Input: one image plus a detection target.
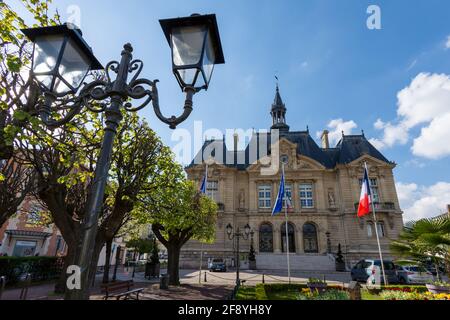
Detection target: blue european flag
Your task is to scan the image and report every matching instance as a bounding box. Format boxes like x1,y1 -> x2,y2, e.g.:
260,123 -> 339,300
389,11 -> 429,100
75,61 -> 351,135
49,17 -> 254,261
272,172 -> 285,216
200,175 -> 207,194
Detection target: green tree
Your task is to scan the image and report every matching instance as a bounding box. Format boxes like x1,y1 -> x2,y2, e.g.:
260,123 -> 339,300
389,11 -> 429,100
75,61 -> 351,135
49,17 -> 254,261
16,110 -> 178,296
0,0 -> 59,228
390,215 -> 450,281
140,180 -> 218,285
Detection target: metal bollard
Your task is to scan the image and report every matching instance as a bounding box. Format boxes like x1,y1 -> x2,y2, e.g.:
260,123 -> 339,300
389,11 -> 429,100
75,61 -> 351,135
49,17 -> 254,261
19,273 -> 31,300
262,274 -> 265,284
0,276 -> 5,300
204,271 -> 207,282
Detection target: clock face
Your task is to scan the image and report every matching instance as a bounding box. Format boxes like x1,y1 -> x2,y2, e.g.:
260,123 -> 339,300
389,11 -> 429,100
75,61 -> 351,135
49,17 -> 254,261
281,155 -> 289,164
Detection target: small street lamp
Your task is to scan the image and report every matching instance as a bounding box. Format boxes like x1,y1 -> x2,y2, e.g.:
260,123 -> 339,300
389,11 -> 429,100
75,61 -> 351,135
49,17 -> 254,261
226,223 -> 251,287
21,13 -> 225,300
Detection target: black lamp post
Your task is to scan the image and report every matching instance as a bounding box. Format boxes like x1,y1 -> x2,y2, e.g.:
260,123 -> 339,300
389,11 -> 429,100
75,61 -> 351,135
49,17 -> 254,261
226,223 -> 251,287
21,14 -> 224,300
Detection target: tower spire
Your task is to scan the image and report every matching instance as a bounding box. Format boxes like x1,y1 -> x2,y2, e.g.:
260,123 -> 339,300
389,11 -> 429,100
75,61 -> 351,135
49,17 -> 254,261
270,81 -> 289,132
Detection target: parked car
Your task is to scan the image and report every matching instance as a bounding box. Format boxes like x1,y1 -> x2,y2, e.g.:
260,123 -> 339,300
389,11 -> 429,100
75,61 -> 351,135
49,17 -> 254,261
425,265 -> 446,277
396,265 -> 434,284
209,258 -> 227,272
350,259 -> 399,284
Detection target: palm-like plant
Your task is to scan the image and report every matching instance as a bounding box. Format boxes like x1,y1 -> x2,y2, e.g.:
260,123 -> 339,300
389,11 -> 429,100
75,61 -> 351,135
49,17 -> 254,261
390,215 -> 450,281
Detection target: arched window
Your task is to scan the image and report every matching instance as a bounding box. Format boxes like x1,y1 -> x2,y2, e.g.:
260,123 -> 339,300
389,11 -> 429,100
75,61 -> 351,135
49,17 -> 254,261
303,223 -> 318,253
281,222 -> 296,253
259,223 -> 273,252
367,222 -> 373,238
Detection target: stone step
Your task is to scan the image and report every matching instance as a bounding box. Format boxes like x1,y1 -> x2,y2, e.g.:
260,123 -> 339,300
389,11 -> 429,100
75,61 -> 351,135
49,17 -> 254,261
256,254 -> 336,271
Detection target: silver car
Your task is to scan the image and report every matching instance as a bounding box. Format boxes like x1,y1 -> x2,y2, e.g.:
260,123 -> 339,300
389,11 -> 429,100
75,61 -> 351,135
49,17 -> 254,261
396,265 -> 434,284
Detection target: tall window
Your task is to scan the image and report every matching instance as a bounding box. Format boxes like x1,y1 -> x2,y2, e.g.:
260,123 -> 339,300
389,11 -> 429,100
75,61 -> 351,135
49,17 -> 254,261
359,178 -> 380,203
303,223 -> 318,253
207,180 -> 219,202
377,222 -> 385,237
299,183 -> 314,208
283,184 -> 293,209
367,221 -> 385,238
258,185 -> 271,208
367,222 -> 373,238
259,223 -> 273,252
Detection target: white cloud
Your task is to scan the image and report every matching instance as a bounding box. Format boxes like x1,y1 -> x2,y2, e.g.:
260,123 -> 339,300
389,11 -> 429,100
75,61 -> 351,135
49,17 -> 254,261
412,113 -> 450,159
396,181 -> 450,221
373,73 -> 450,159
316,118 -> 357,147
446,35 -> 450,49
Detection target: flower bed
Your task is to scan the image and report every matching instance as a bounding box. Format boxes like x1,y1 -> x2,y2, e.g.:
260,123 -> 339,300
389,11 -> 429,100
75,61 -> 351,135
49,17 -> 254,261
298,288 -> 349,300
380,290 -> 450,300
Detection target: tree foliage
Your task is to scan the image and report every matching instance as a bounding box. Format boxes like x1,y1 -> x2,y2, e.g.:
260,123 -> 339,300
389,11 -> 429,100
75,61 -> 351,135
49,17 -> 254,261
138,179 -> 218,285
390,215 -> 450,279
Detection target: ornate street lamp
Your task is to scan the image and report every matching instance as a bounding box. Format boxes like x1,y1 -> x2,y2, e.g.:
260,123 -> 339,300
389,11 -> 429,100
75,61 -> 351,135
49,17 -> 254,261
160,14 -> 225,92
22,23 -> 103,97
226,223 -> 251,287
21,13 -> 225,300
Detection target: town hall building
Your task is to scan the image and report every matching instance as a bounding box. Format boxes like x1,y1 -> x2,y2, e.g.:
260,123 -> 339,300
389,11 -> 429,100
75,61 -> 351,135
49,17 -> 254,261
182,85 -> 404,271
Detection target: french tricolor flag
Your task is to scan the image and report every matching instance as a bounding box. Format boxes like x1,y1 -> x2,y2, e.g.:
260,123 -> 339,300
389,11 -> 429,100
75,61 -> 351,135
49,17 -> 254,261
357,165 -> 372,217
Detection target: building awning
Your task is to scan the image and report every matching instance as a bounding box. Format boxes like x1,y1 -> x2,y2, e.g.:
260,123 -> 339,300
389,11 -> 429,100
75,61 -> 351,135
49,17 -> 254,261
5,230 -> 52,239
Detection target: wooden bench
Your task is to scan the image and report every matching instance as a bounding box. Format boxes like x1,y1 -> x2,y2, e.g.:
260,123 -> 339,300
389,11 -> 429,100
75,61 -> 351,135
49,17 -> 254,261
101,280 -> 144,300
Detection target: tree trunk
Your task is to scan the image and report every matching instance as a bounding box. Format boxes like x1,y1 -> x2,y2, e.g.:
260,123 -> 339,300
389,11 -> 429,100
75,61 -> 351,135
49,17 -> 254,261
167,243 -> 181,285
102,239 -> 113,283
86,239 -> 105,295
54,244 -> 76,294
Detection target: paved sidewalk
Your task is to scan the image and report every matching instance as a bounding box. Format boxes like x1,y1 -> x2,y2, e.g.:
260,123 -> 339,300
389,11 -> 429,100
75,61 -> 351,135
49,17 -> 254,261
0,268 -> 351,300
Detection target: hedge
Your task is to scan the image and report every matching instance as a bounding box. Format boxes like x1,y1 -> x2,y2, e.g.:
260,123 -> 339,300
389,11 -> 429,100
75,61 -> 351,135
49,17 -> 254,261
255,284 -> 269,300
0,256 -> 64,286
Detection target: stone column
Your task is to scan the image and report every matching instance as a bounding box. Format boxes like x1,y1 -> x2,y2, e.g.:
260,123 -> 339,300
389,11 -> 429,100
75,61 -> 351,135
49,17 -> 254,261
297,225 -> 304,254
273,227 -> 281,253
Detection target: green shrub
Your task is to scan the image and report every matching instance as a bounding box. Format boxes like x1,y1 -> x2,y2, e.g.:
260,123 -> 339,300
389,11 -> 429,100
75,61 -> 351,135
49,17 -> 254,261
235,286 -> 256,300
0,256 -> 64,286
297,289 -> 350,300
255,284 -> 269,300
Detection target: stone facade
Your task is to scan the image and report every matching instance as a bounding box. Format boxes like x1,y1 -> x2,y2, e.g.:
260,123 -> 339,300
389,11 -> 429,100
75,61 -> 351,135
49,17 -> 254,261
181,87 -> 404,271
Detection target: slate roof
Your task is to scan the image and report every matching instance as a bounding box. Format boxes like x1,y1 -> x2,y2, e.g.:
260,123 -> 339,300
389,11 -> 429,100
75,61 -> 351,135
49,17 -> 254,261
188,131 -> 392,170
188,85 -> 391,170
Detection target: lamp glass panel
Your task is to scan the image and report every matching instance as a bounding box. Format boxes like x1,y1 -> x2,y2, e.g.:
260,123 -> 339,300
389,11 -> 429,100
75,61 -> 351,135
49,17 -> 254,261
58,37 -> 90,91
53,76 -> 72,95
32,34 -> 65,90
202,31 -> 215,85
177,68 -> 199,87
171,25 -> 206,67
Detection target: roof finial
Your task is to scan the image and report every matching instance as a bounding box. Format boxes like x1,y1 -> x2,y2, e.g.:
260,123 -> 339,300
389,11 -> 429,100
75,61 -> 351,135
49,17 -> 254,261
306,125 -> 309,133
341,130 -> 345,137
361,129 -> 365,137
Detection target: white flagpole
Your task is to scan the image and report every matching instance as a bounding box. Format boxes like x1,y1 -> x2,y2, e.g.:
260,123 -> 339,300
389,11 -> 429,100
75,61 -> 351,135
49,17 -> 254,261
282,163 -> 291,284
365,162 -> 387,285
205,164 -> 208,191
198,164 -> 208,283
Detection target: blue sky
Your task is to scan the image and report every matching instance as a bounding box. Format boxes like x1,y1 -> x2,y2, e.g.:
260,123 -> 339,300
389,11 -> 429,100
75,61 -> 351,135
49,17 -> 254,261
9,0 -> 450,220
